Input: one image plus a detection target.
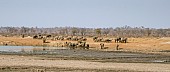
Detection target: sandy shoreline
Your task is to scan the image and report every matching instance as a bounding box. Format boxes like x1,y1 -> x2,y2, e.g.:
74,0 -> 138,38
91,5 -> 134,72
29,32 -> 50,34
0,55 -> 170,72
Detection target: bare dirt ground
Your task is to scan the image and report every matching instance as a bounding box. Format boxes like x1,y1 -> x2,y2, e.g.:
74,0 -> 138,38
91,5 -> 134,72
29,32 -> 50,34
0,36 -> 170,72
0,48 -> 169,72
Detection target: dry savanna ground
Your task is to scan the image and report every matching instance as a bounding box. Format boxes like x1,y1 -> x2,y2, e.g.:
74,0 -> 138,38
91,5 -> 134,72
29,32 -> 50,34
0,36 -> 170,72
0,36 -> 170,53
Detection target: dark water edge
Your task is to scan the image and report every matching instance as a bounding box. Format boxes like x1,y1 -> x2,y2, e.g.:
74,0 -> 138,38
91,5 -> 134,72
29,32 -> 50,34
0,48 -> 170,64
0,66 -> 140,72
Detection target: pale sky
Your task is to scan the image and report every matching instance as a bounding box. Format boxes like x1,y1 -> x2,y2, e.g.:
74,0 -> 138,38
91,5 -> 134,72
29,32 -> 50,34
0,0 -> 170,28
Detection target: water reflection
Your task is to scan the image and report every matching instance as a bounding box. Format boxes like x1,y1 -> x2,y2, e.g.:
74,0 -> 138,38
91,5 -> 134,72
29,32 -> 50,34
0,46 -> 67,52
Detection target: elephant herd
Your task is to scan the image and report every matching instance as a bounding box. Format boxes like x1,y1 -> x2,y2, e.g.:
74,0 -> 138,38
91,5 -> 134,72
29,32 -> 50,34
53,36 -> 87,41
93,37 -> 128,43
33,35 -> 44,39
33,35 -> 47,43
33,35 -> 87,41
64,41 -> 89,49
114,37 -> 128,43
32,35 -> 128,49
93,37 -> 112,43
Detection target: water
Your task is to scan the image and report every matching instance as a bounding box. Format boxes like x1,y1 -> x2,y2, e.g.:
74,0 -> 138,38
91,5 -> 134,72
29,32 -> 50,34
0,46 -> 168,63
0,46 -> 67,52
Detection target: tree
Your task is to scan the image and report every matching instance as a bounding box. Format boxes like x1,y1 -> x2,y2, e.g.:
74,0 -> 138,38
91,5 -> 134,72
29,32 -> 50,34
72,27 -> 78,36
145,28 -> 151,37
95,28 -> 101,36
102,28 -> 110,36
80,28 -> 86,36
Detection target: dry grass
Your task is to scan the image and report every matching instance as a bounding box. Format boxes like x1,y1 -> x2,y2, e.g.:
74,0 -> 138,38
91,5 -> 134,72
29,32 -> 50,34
0,37 -> 43,46
0,36 -> 170,52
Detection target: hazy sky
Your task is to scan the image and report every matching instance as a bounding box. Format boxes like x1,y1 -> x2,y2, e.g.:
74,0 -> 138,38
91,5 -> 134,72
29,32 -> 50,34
0,0 -> 170,28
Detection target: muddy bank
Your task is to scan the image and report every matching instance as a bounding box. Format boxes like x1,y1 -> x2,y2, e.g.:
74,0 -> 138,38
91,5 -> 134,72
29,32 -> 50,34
0,55 -> 170,72
0,49 -> 170,72
0,49 -> 170,63
0,66 -> 138,72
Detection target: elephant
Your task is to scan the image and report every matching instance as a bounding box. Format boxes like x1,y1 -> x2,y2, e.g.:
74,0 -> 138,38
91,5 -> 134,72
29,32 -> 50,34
93,37 -> 98,41
42,37 -> 47,43
33,35 -> 43,39
46,35 -> 52,38
103,38 -> 112,43
121,38 -> 127,43
115,37 -> 128,43
115,37 -> 122,43
100,43 -> 105,49
33,35 -> 38,39
68,42 -> 78,49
